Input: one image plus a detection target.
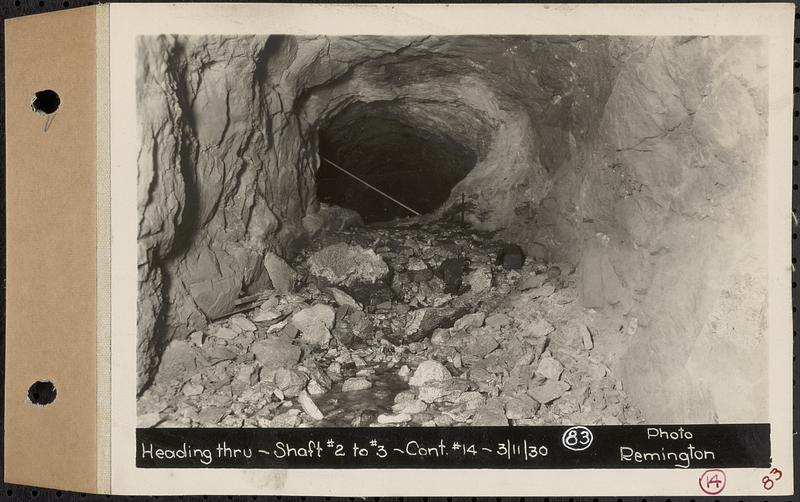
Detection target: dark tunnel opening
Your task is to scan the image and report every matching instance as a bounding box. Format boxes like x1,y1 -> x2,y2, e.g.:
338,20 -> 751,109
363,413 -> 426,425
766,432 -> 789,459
316,101 -> 478,223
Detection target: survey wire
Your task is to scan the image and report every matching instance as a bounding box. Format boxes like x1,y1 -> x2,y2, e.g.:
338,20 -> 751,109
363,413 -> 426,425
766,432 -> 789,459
319,156 -> 422,217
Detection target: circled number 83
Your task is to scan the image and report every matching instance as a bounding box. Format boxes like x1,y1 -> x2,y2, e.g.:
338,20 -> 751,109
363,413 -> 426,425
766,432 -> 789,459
562,426 -> 594,451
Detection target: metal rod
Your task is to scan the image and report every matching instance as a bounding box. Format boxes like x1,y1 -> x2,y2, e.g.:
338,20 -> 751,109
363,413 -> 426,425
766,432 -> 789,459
320,156 -> 422,217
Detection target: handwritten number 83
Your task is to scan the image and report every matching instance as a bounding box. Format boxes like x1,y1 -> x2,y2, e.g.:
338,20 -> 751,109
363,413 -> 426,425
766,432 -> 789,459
762,467 -> 782,490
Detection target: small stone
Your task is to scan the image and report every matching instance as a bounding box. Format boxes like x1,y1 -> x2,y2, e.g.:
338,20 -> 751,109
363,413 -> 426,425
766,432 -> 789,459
536,356 -> 564,381
528,380 -> 571,404
307,379 -> 327,396
505,395 -> 541,419
298,390 -> 324,420
407,257 -> 427,271
280,323 -> 300,339
236,363 -> 259,385
454,391 -> 485,409
434,414 -> 455,426
273,368 -> 308,398
462,336 -> 499,360
409,360 -> 451,387
472,400 -> 509,426
520,273 -> 546,291
264,252 -> 297,293
250,339 -> 301,369
417,379 -> 469,403
292,304 -> 335,347
466,267 -> 492,293
341,377 -> 372,392
253,308 -> 282,322
404,306 -> 468,342
528,283 -> 556,299
188,331 -> 204,347
206,346 -> 238,363
523,318 -> 555,338
547,266 -> 562,280
430,329 -> 450,346
485,313 -> 511,328
392,399 -> 427,415
580,324 -> 594,350
394,390 -> 416,403
198,406 -> 228,425
453,312 -> 486,331
270,411 -> 302,428
377,413 -> 412,424
328,287 -> 362,310
397,365 -> 411,379
213,327 -> 238,340
412,413 -> 434,424
230,316 -> 257,332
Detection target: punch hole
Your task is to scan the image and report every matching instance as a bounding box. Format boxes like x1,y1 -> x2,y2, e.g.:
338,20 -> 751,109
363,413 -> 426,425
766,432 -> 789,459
27,380 -> 57,405
31,90 -> 60,115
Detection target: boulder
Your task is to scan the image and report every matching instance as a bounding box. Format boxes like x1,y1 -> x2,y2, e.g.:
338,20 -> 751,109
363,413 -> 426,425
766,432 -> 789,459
250,339 -> 302,369
263,252 -> 298,293
535,356 -> 564,381
341,377 -> 373,392
409,360 -> 452,387
308,243 -> 391,303
291,304 -> 335,347
466,267 -> 492,293
298,390 -> 325,420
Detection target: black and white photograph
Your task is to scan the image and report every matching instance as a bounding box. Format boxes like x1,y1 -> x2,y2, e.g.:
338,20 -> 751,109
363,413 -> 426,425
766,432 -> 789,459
135,33 -> 769,430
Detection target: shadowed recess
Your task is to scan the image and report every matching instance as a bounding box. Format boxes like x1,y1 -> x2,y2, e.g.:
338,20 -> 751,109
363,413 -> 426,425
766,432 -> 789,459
317,100 -> 481,222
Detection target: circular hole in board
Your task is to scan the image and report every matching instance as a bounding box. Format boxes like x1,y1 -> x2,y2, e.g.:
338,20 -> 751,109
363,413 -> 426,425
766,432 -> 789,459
27,380 -> 57,405
30,89 -> 60,115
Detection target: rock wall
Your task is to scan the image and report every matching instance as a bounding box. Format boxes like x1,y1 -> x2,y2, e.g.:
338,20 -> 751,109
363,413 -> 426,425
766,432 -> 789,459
138,34 -> 768,423
525,36 -> 769,422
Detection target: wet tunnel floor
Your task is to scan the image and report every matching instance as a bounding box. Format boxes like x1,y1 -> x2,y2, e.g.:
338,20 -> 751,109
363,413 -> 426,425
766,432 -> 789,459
137,218 -> 644,428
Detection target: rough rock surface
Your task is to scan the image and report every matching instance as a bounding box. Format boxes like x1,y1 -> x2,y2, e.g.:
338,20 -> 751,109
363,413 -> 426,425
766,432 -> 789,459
307,243 -> 391,304
137,34 -> 768,425
137,219 -> 644,428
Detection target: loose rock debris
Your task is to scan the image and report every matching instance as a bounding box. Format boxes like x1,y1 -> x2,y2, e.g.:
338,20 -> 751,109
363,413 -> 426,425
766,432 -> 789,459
138,220 -> 643,428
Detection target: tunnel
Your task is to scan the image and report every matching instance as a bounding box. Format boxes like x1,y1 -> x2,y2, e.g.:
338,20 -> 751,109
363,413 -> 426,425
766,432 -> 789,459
136,34 -> 769,426
316,101 -> 480,222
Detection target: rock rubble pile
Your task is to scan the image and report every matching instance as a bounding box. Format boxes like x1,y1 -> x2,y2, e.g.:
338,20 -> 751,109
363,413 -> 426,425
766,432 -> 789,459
138,216 -> 643,428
